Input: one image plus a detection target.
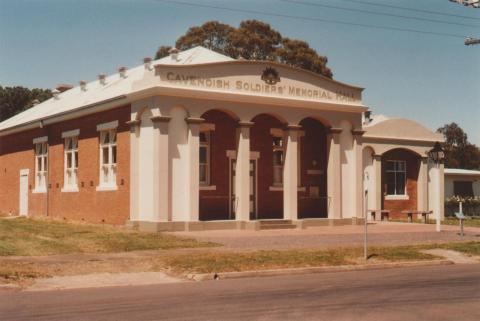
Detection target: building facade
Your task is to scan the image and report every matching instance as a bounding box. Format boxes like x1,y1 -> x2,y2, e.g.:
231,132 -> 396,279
0,47 -> 445,230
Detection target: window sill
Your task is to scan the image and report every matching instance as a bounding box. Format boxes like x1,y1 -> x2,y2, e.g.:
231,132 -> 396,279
200,185 -> 216,191
385,195 -> 409,200
32,188 -> 47,194
61,186 -> 79,193
96,185 -> 118,192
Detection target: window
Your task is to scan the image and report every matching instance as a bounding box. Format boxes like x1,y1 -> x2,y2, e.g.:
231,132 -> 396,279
273,136 -> 284,186
386,160 -> 406,196
63,136 -> 78,190
453,181 -> 474,197
199,132 -> 210,185
99,129 -> 117,188
34,142 -> 48,192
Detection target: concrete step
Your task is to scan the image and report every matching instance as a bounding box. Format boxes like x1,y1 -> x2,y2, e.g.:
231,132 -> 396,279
259,223 -> 297,230
258,219 -> 292,225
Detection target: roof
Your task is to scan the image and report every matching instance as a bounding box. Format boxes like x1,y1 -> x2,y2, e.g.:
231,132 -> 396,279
0,46 -> 233,133
444,168 -> 480,176
363,117 -> 443,143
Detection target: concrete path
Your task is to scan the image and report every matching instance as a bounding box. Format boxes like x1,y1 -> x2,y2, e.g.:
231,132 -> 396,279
421,249 -> 479,264
169,222 -> 480,250
28,272 -> 184,291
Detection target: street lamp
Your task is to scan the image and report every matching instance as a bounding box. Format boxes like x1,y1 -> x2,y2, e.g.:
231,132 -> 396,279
428,142 -> 445,232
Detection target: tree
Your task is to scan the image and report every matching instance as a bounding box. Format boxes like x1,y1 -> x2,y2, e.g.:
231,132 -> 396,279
437,123 -> 480,170
0,86 -> 52,122
155,45 -> 172,60
176,21 -> 235,56
276,38 -> 332,78
155,20 -> 333,78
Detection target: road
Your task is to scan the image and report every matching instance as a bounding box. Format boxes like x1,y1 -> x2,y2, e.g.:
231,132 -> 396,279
1,264 -> 479,321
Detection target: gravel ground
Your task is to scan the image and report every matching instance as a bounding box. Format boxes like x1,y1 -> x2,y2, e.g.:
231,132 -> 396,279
168,222 -> 480,250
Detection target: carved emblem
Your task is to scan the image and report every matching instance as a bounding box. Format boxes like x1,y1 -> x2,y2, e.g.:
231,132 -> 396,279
261,67 -> 280,85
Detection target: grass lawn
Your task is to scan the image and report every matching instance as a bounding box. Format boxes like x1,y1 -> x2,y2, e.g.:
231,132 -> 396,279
164,245 -> 440,274
0,217 -> 216,256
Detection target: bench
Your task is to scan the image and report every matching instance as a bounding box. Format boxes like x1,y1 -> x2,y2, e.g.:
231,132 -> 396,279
367,209 -> 390,221
400,210 -> 433,223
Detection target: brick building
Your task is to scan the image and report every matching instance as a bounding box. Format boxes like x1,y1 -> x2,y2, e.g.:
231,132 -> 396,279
0,47 -> 445,230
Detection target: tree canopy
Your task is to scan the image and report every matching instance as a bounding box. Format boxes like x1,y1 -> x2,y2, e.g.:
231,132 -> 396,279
155,20 -> 332,78
0,86 -> 52,122
437,122 -> 480,170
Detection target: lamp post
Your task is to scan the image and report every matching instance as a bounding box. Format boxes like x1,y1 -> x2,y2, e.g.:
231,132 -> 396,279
428,142 -> 445,232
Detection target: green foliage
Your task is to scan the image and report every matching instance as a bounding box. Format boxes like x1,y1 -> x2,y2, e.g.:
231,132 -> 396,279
156,19 -> 333,78
0,86 -> 52,122
437,122 -> 480,170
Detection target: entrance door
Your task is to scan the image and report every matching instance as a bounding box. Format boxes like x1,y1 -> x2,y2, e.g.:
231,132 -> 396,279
19,170 -> 29,216
230,159 -> 257,219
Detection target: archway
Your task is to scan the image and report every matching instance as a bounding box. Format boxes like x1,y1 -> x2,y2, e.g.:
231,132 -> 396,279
199,109 -> 238,221
298,118 -> 328,218
250,113 -> 285,219
381,148 -> 421,218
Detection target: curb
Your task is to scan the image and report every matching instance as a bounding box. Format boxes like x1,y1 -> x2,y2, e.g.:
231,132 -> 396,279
187,259 -> 454,281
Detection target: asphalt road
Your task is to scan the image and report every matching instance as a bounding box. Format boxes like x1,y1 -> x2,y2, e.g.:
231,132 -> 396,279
1,264 -> 479,321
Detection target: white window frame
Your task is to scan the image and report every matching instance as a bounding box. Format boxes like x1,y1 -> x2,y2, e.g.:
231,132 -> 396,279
97,127 -> 117,191
33,140 -> 48,193
199,131 -> 211,186
62,135 -> 79,192
385,160 -> 408,199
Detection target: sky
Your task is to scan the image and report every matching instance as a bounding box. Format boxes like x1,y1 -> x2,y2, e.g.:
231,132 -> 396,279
0,0 -> 479,144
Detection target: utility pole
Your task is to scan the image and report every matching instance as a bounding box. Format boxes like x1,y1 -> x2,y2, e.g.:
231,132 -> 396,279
465,37 -> 480,45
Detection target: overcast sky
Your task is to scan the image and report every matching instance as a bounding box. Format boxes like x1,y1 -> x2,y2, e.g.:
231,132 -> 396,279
0,0 -> 479,144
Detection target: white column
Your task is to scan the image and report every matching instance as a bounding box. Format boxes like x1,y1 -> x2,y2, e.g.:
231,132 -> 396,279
327,128 -> 342,219
373,154 -> 382,220
127,119 -> 141,221
436,162 -> 445,231
151,116 -> 171,221
283,125 -> 300,220
186,117 -> 204,222
352,130 -> 364,218
235,121 -> 253,221
417,157 -> 428,212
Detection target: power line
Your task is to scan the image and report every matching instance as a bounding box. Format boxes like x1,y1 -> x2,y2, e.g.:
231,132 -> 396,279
281,0 -> 480,28
155,0 -> 470,39
341,0 -> 480,21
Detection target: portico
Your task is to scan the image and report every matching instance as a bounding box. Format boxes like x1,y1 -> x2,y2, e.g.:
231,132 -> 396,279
127,50 -> 372,231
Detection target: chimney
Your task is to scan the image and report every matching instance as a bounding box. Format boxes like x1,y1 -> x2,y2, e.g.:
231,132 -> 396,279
143,57 -> 152,70
52,89 -> 60,100
169,47 -> 179,61
79,80 -> 87,91
118,66 -> 127,78
98,74 -> 107,85
56,84 -> 73,93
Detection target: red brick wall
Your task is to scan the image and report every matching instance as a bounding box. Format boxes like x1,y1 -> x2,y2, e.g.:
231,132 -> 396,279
0,105 -> 130,225
298,118 -> 328,218
199,110 -> 237,220
251,114 -> 284,219
382,149 -> 419,218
